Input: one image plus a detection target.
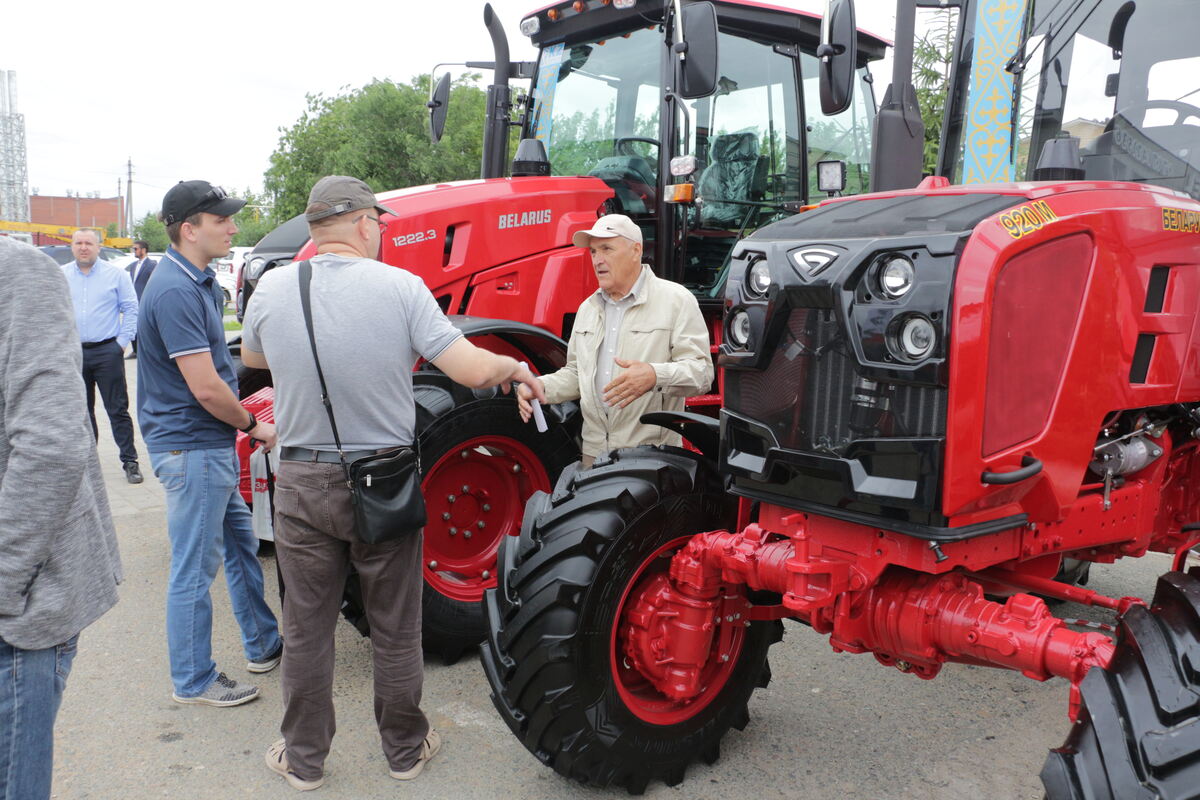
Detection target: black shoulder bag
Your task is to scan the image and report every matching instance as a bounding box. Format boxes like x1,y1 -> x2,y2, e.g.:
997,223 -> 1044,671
298,260 -> 427,544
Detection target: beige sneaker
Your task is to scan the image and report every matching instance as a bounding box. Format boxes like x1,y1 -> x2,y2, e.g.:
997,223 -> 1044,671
389,729 -> 442,781
265,739 -> 324,791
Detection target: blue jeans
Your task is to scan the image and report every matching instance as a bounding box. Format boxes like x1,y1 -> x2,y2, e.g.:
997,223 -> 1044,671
0,635 -> 78,800
151,446 -> 281,697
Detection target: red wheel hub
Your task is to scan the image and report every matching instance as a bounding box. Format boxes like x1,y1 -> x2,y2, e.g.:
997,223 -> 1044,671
421,435 -> 550,602
611,537 -> 748,725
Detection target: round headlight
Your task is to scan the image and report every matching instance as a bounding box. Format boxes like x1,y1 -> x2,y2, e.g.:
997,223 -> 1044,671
897,315 -> 936,360
879,255 -> 915,299
247,257 -> 267,280
747,261 -> 771,296
728,309 -> 752,348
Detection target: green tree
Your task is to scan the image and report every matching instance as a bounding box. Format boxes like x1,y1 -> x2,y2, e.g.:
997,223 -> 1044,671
232,188 -> 276,247
913,9 -> 958,175
265,75 -> 488,220
132,212 -> 169,252
104,222 -> 119,240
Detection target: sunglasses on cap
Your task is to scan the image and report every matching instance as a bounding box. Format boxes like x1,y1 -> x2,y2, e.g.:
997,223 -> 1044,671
164,185 -> 233,225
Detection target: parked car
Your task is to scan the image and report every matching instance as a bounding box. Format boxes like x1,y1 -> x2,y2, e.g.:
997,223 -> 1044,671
39,244 -> 129,266
227,246 -> 252,279
207,259 -> 234,310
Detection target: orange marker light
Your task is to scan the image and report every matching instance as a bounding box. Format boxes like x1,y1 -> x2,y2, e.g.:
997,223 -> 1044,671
548,8 -> 560,20
665,184 -> 695,203
573,1 -> 585,11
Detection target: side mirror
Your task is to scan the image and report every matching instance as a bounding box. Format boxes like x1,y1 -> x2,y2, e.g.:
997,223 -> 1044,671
818,0 -> 858,115
680,2 -> 719,99
428,72 -> 452,144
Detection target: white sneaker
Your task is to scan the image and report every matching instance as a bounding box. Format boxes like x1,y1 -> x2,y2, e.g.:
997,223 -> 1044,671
171,672 -> 259,707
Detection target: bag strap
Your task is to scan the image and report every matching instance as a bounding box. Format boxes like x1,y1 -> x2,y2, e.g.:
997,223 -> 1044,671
298,260 -> 353,484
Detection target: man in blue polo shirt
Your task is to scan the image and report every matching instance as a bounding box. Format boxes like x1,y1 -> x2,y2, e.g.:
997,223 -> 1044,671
137,180 -> 282,707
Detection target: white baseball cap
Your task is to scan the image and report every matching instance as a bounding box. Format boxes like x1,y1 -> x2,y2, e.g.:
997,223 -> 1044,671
571,214 -> 643,247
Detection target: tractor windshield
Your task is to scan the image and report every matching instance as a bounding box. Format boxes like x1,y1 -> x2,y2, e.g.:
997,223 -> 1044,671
528,18 -> 876,296
529,25 -> 663,215
947,0 -> 1200,200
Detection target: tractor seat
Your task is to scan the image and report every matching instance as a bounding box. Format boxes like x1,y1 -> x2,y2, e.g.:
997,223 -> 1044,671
697,132 -> 768,229
589,156 -> 658,215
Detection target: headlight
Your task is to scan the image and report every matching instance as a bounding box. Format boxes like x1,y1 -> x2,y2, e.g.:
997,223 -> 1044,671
896,315 -> 936,361
519,16 -> 540,36
879,255 -> 915,299
728,309 -> 752,348
613,0 -> 637,8
746,261 -> 771,297
247,257 -> 267,280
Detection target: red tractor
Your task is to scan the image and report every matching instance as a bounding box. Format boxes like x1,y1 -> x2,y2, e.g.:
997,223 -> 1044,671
479,0 -> 1200,796
236,0 -> 887,661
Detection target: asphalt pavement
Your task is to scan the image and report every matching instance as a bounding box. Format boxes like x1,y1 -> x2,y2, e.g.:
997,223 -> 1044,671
52,357 -> 1172,799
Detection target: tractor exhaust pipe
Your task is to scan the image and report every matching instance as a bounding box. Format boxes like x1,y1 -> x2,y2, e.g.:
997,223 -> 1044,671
481,3 -> 512,180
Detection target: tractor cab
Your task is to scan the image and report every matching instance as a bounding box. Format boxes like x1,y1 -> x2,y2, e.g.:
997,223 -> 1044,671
514,0 -> 886,302
938,0 -> 1200,198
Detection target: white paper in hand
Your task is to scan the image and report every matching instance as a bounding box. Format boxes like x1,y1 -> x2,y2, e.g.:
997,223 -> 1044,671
519,361 -> 549,433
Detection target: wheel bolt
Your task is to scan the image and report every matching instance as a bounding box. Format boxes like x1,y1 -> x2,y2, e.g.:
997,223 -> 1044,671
720,654 -> 730,662
449,527 -> 457,536
428,560 -> 438,569
448,494 -> 456,503
462,484 -> 470,493
442,512 -> 451,521
482,503 -> 491,512
512,464 -> 521,473
477,521 -> 485,529
460,450 -> 469,459
482,570 -> 490,579
464,531 -> 472,539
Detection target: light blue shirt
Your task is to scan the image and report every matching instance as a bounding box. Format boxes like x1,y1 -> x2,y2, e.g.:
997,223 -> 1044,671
60,259 -> 138,347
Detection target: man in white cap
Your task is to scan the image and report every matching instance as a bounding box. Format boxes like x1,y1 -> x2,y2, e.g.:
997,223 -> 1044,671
516,214 -> 713,467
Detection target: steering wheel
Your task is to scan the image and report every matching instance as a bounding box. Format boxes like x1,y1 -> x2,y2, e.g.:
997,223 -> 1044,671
615,137 -> 661,158
1108,99 -> 1200,130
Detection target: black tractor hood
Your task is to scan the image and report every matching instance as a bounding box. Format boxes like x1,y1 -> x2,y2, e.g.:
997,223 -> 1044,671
750,192 -> 1025,243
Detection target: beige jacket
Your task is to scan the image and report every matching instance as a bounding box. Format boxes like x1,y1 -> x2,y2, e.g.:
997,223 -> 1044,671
541,266 -> 714,458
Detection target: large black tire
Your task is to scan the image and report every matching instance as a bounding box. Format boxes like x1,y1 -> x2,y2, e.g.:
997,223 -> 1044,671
480,447 -> 783,793
343,372 -> 580,663
1042,570 -> 1200,799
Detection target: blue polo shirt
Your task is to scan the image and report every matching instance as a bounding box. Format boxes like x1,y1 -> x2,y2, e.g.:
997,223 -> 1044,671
136,248 -> 239,453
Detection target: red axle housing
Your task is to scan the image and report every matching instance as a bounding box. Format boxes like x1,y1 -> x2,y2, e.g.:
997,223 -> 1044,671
624,521 -> 1116,719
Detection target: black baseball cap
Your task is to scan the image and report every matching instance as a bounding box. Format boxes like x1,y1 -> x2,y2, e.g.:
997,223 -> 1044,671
161,180 -> 246,225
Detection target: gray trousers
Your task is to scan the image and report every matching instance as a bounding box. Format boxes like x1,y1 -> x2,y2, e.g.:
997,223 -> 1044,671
272,460 -> 429,781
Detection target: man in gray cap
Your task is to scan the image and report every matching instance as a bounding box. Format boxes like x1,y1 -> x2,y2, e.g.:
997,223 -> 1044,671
516,213 -> 713,467
242,175 -> 545,790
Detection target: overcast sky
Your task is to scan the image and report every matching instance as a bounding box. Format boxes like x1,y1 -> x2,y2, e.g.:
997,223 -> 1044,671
3,0 -> 903,223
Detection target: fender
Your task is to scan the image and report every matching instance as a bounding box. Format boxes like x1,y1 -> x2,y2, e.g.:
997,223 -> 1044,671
640,411 -> 720,462
446,315 -> 569,375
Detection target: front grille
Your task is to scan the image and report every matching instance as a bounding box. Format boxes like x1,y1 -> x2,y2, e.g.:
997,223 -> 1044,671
727,307 -> 946,455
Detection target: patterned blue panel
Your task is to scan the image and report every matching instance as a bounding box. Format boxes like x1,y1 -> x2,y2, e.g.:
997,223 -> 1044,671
533,43 -> 565,146
962,0 -> 1029,184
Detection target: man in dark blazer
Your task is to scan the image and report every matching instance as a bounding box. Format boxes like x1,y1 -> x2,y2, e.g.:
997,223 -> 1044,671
126,240 -> 157,356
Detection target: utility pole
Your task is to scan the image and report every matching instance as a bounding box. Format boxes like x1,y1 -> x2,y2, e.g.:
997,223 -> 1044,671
126,157 -> 133,232
118,177 -> 123,236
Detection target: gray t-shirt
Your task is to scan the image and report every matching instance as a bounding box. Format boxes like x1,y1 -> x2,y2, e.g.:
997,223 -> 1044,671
243,253 -> 462,450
